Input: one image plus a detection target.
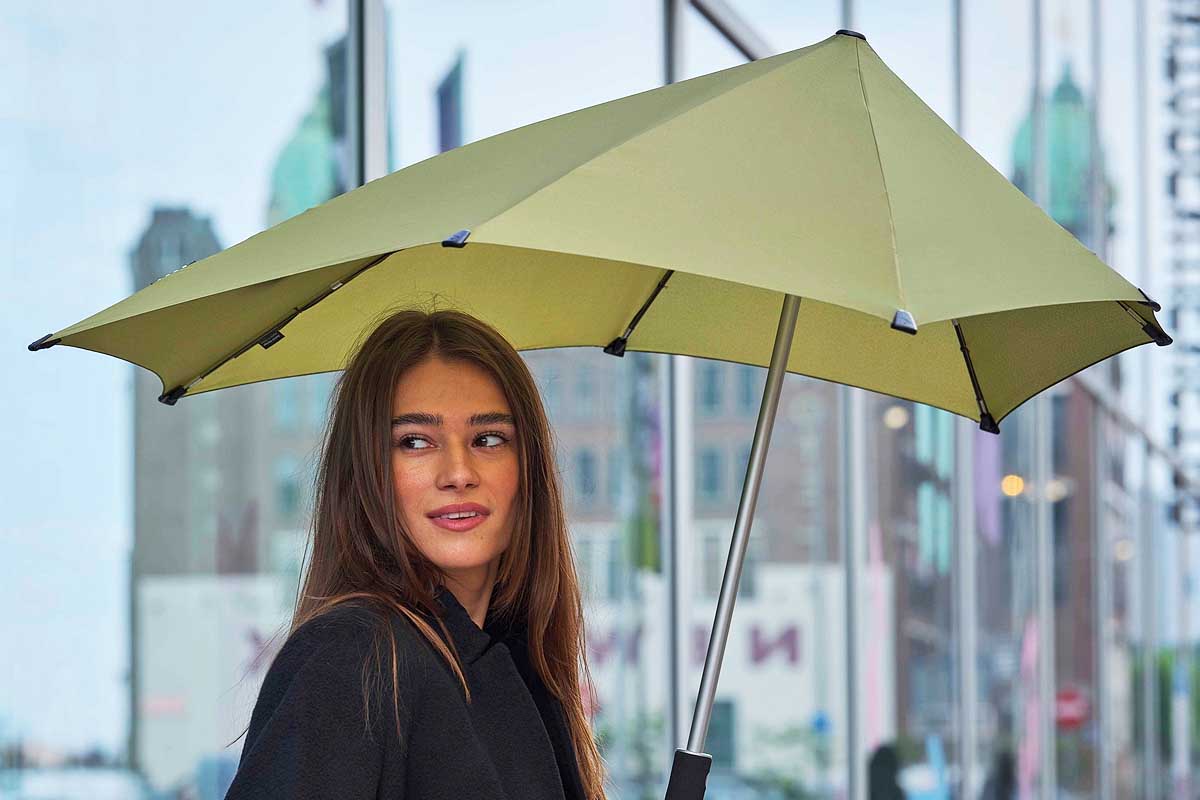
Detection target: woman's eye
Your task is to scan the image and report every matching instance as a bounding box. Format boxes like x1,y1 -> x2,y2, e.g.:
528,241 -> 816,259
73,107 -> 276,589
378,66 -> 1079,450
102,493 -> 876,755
394,433 -> 508,450
477,432 -> 508,447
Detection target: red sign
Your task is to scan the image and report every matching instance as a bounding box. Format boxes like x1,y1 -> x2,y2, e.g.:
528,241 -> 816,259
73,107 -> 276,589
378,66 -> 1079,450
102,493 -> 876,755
1055,686 -> 1090,729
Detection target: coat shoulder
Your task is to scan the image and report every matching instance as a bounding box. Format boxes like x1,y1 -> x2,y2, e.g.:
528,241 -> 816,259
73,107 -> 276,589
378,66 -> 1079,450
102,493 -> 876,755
227,602 -> 423,797
280,600 -> 456,691
253,601 -> 445,740
279,600 -> 435,682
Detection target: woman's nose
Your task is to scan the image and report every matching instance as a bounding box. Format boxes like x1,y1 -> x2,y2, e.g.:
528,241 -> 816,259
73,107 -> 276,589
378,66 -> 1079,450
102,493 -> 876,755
437,441 -> 480,488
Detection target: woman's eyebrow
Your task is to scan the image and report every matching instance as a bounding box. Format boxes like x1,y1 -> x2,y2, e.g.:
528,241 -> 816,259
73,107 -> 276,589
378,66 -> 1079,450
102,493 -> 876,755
391,412 -> 515,427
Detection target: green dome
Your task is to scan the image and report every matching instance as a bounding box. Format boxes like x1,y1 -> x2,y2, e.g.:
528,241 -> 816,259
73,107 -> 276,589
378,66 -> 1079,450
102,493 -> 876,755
1010,61 -> 1113,247
266,83 -> 339,227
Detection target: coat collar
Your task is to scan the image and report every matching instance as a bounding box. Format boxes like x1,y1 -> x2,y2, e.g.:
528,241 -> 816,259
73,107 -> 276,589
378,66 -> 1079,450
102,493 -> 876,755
431,583 -> 525,665
429,584 -> 585,800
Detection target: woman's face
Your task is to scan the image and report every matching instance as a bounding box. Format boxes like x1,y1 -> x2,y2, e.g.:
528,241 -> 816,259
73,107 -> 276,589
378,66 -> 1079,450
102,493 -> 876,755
391,356 -> 519,593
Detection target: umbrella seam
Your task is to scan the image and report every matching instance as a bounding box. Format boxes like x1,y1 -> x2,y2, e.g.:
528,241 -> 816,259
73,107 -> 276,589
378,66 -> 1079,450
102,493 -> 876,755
852,42 -> 908,312
473,41 -> 830,236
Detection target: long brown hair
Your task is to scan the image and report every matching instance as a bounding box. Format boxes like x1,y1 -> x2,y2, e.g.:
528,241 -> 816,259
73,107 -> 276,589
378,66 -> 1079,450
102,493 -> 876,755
240,307 -> 606,798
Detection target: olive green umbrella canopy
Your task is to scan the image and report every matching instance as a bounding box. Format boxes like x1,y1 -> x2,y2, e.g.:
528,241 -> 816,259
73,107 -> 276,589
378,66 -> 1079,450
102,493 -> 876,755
28,30 -> 1169,432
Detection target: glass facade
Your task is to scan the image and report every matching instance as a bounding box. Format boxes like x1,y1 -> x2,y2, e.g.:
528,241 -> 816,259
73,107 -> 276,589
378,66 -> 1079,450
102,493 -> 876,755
3,3 -> 1196,800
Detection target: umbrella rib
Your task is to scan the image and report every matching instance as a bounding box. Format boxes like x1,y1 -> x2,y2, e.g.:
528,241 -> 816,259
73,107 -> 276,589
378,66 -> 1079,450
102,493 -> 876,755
852,41 -> 908,312
157,251 -> 396,405
471,48 -> 816,236
602,269 -> 675,357
952,319 -> 1000,434
1117,300 -> 1173,346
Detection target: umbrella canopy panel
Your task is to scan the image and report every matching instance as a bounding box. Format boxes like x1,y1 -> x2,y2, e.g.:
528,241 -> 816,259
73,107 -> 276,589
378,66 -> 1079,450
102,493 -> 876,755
33,31 -> 1168,430
58,240 -> 1161,430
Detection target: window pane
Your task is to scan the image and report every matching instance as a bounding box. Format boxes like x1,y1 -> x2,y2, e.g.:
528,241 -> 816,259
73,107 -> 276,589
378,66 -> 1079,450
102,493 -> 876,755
273,378 -> 300,432
6,4 -> 349,795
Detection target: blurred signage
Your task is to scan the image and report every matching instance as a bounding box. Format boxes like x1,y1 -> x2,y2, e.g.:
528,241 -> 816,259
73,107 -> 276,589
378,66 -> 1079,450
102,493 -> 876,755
135,574 -> 290,791
583,559 -> 895,783
1055,685 -> 1090,729
587,623 -> 802,668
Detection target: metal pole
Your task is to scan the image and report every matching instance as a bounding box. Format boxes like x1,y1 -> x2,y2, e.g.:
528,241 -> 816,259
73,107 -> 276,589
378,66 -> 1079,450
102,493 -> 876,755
839,1 -> 860,794
1086,4 -> 1114,798
1095,408 -> 1113,800
842,376 -> 866,800
347,0 -> 388,186
686,294 -> 801,750
669,355 -> 695,751
688,0 -> 771,61
665,0 -> 683,86
662,0 -> 685,757
950,2 -> 979,796
953,391 -> 979,797
952,356 -> 980,786
1175,502 -> 1194,798
1140,443 -> 1159,800
1034,393 -> 1056,800
1134,0 -> 1159,795
1030,1 -> 1058,796
1088,0 -> 1105,262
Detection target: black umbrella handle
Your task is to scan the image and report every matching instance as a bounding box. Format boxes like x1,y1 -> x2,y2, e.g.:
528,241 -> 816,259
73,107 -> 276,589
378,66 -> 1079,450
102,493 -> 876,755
664,749 -> 712,799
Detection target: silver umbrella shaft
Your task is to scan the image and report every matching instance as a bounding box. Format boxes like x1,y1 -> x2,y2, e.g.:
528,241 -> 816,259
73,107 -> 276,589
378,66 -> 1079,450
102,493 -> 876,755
686,293 -> 801,751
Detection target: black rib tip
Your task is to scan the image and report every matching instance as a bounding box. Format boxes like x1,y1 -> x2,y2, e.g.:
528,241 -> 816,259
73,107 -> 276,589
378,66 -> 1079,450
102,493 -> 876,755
890,309 -> 917,335
603,336 -> 627,357
1144,322 -> 1173,347
1137,287 -> 1162,312
442,229 -> 471,248
158,386 -> 186,406
979,413 -> 1000,435
836,29 -> 866,41
28,333 -> 61,351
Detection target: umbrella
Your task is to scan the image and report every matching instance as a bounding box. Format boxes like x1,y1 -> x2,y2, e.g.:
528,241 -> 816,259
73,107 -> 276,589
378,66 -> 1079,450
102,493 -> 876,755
28,28 -> 1171,799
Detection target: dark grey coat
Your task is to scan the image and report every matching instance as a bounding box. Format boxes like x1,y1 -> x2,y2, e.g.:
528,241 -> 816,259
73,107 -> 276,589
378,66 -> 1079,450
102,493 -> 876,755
223,585 -> 586,799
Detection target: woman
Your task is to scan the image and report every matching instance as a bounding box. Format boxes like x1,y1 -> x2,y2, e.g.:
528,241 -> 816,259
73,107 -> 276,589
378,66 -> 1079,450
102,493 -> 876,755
224,309 -> 607,799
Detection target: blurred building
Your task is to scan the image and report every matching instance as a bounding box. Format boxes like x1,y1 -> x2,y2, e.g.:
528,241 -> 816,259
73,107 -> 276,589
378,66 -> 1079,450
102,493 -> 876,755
1007,59 -> 1116,795
1166,3 -> 1200,529
127,36 -> 353,796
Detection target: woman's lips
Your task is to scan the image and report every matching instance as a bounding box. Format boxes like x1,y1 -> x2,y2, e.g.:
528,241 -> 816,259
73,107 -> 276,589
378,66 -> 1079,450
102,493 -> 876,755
428,513 -> 488,532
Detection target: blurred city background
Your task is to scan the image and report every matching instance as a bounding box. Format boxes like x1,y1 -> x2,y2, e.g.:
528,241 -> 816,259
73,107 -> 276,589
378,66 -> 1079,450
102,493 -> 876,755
3,1 -> 1198,798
